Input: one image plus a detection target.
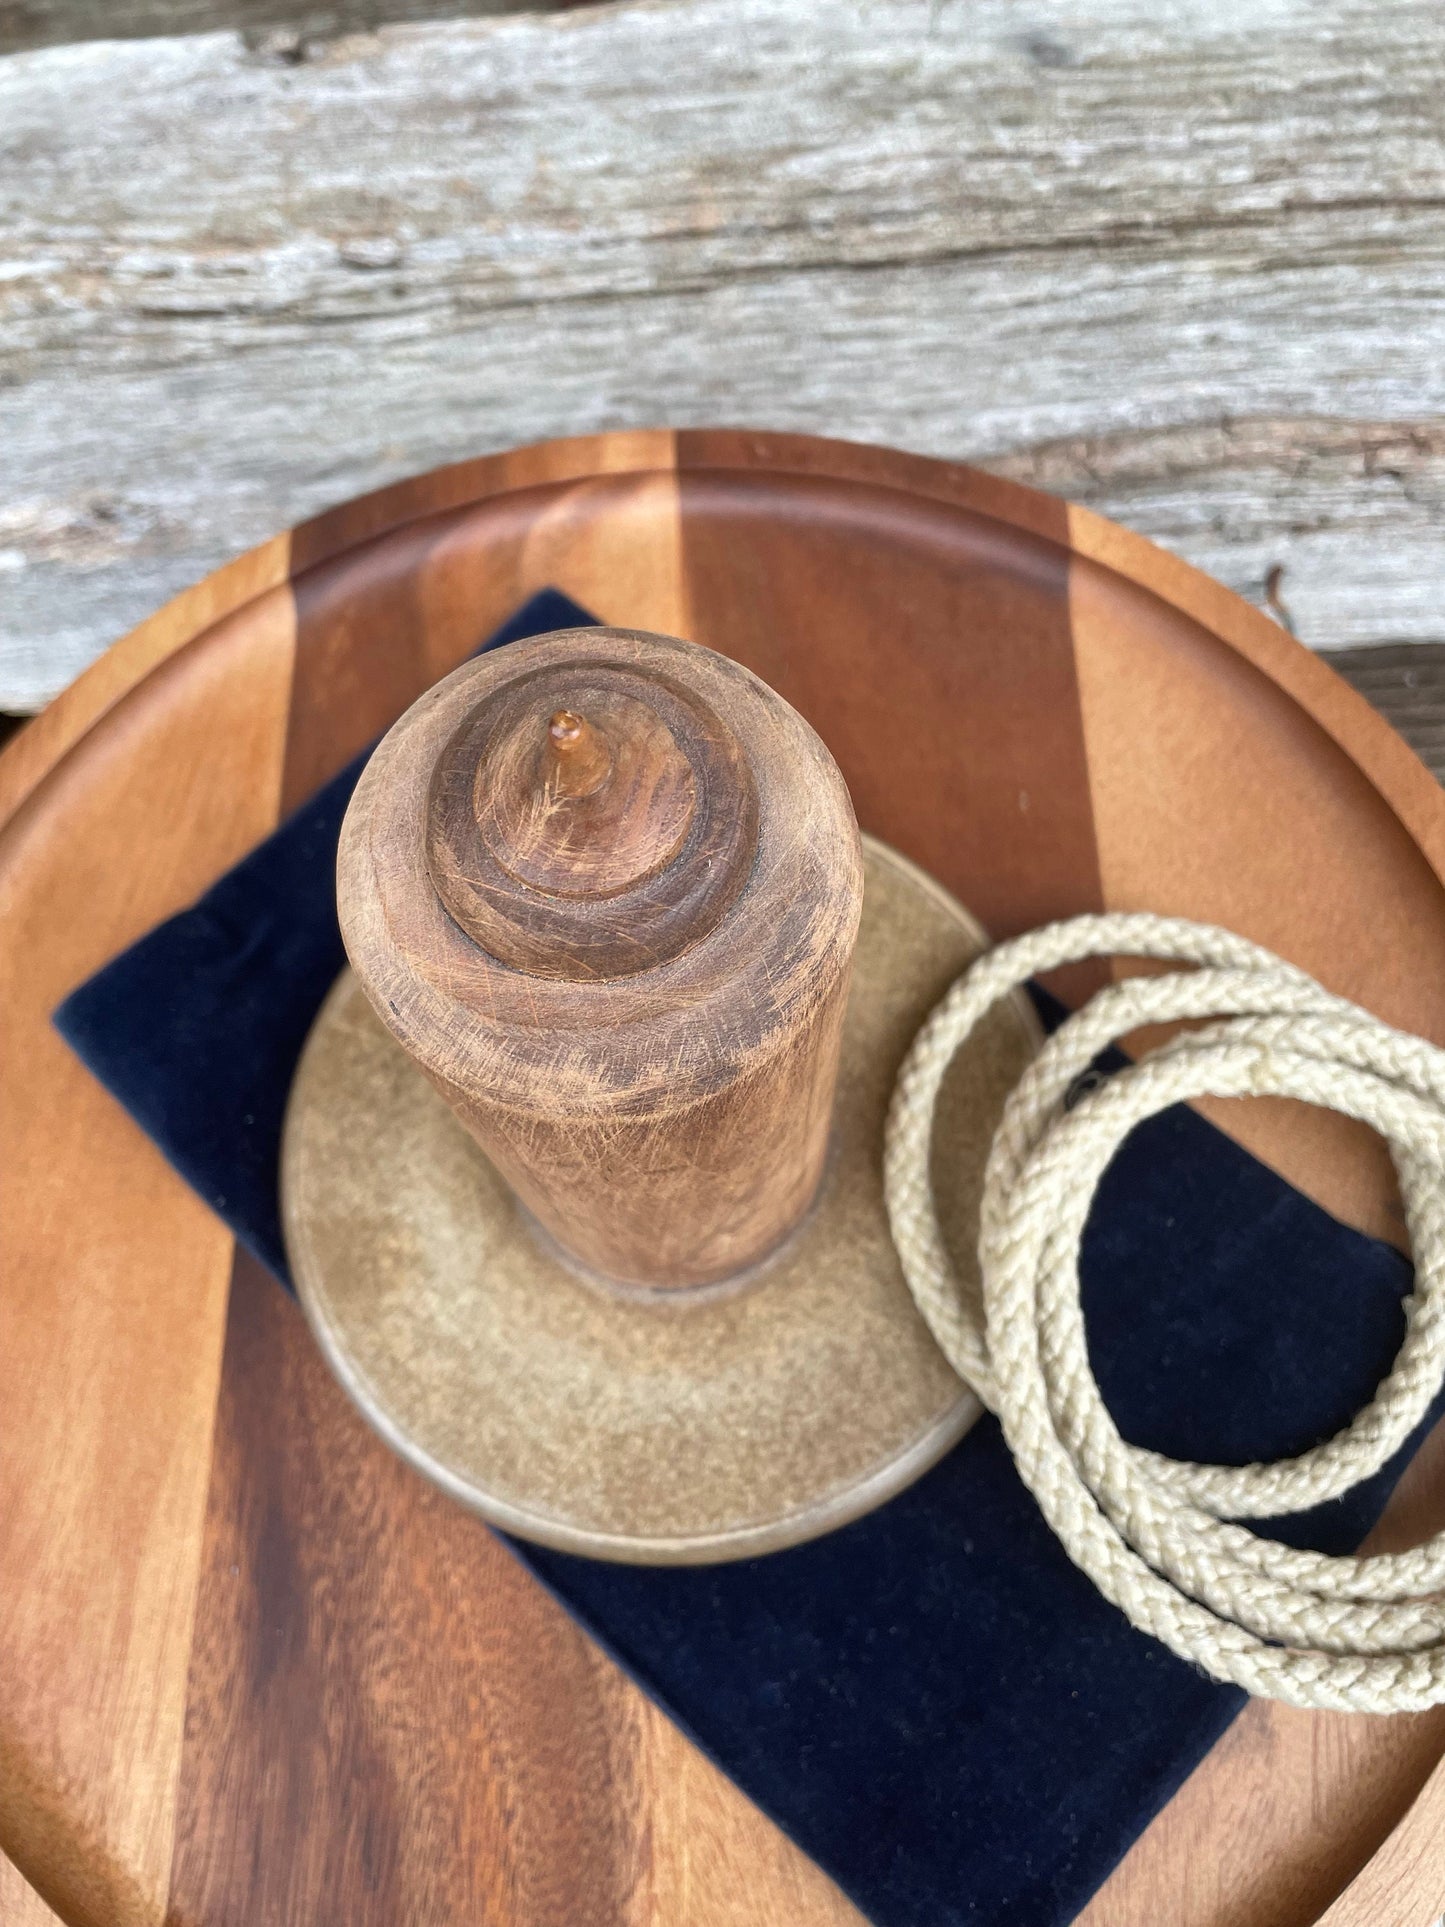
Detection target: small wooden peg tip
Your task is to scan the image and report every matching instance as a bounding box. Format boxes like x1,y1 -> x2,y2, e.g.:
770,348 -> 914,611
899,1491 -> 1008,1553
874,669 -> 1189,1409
544,708 -> 612,798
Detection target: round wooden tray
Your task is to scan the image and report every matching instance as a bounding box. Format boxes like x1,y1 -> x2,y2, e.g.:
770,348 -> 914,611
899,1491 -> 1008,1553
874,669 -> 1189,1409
3,428 -> 1445,1927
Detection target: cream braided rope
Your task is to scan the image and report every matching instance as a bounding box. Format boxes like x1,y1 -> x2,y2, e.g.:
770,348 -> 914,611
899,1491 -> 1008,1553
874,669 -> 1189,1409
884,914 -> 1445,1714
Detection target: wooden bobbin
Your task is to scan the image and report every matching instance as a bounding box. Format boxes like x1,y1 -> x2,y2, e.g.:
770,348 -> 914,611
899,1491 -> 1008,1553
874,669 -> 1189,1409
338,627 -> 865,1291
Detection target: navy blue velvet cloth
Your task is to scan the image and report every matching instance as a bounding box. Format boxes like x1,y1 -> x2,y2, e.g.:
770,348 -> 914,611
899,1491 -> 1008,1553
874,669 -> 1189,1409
56,590 -> 1435,1926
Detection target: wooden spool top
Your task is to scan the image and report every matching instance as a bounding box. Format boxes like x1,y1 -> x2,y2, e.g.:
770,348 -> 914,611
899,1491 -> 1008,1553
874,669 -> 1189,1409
338,626 -> 864,1114
424,648 -> 760,979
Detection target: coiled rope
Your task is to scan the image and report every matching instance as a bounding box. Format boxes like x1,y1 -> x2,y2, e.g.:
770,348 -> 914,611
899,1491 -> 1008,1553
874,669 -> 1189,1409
884,914 -> 1445,1714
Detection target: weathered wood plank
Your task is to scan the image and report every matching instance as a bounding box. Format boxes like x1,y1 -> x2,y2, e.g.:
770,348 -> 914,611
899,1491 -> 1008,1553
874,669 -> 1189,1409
0,0 -> 582,59
1325,644 -> 1445,789
2,0 -> 1442,708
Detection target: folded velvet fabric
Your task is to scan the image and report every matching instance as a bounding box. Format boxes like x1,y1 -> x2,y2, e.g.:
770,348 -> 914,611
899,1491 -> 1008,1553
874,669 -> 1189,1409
57,589 -> 1434,1926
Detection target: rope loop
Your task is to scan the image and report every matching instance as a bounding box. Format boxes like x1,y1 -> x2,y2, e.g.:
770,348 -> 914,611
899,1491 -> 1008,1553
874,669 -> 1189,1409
884,913 -> 1445,1713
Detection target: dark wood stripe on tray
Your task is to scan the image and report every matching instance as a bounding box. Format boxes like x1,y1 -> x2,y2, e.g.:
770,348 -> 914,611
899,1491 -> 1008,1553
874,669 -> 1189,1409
672,434 -> 1104,947
282,458 -> 688,814
166,1254 -> 643,1927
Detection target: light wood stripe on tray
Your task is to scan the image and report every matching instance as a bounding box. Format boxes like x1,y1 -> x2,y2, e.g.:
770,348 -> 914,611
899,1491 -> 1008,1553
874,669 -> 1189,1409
0,593 -> 296,1926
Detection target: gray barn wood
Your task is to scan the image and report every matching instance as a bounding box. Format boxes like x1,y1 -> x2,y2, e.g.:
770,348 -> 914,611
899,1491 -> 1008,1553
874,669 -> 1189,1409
1,0 -> 1442,709
0,0 -> 578,58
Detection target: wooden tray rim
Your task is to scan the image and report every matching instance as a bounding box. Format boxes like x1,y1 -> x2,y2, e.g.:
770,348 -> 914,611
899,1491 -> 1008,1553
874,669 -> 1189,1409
6,429 -> 1444,914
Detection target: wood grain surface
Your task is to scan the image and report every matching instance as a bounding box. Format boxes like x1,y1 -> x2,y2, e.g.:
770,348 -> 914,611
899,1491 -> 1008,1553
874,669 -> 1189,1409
2,0 -> 1442,707
0,0 -> 582,57
0,588 -> 295,1927
3,431 -> 1445,1927
0,1849 -> 67,1927
1316,1745 -> 1445,1927
169,1250 -> 868,1927
1326,644 -> 1445,791
340,626 -> 862,1286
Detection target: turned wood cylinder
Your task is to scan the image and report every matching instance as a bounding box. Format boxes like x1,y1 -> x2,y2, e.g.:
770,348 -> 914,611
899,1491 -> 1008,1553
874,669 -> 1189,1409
338,628 -> 864,1289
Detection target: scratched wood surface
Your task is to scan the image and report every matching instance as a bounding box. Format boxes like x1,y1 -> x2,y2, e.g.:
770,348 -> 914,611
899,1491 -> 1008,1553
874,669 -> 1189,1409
341,626 -> 862,1289
2,0 -> 1442,709
3,431 -> 1445,1927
